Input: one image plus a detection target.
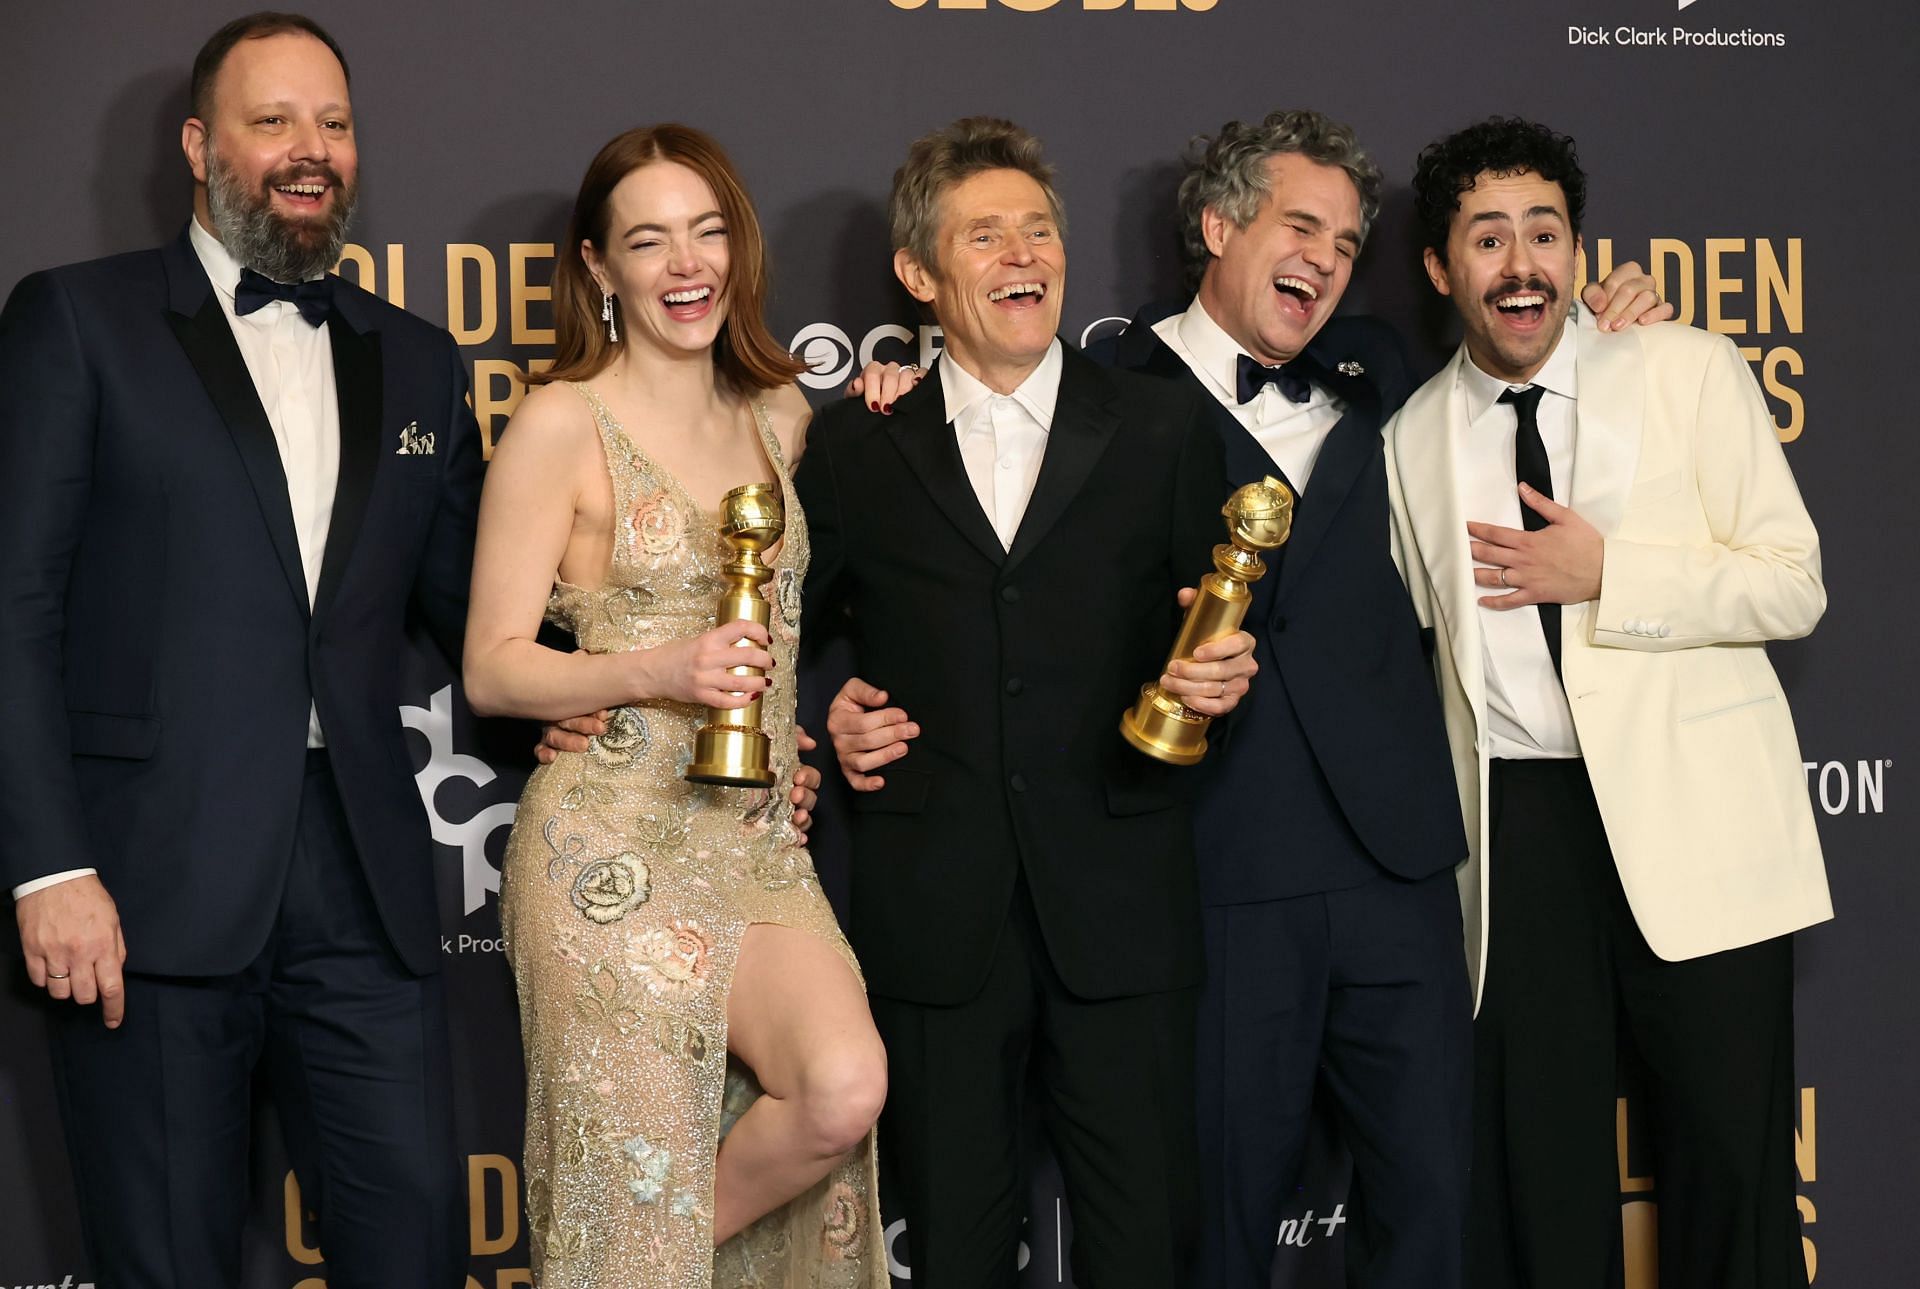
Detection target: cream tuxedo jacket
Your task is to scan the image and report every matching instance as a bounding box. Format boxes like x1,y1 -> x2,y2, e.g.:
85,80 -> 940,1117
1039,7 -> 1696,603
1384,310 -> 1833,1012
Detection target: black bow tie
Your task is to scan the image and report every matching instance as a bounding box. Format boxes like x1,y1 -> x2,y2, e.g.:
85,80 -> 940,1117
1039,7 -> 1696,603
1236,352 -> 1315,405
234,268 -> 334,327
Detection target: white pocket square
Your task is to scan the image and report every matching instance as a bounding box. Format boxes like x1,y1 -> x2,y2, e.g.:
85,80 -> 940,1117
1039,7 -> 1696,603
395,420 -> 436,455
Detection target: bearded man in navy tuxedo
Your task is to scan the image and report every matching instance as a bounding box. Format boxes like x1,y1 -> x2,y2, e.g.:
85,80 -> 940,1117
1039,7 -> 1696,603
0,13 -> 480,1286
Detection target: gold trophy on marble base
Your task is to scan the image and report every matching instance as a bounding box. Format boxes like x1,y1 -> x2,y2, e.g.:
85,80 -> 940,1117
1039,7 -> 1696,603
686,482 -> 783,787
1121,476 -> 1294,765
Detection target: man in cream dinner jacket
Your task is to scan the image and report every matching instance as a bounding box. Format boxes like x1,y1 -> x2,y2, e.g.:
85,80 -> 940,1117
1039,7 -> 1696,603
1384,117 -> 1831,1289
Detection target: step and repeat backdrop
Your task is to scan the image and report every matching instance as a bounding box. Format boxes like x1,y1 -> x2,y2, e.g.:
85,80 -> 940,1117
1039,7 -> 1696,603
2,0 -> 1915,1284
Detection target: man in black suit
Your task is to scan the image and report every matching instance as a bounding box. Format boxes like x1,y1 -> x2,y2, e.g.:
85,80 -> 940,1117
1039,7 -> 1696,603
1090,110 -> 1670,1289
798,117 -> 1256,1288
0,15 -> 479,1286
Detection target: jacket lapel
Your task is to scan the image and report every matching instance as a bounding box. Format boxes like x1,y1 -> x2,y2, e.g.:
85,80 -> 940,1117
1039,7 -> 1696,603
313,298 -> 383,618
885,367 -> 1006,568
1392,346 -> 1486,735
1005,346 -> 1120,573
1273,352 -> 1382,604
162,232 -> 309,614
1567,306 -> 1643,545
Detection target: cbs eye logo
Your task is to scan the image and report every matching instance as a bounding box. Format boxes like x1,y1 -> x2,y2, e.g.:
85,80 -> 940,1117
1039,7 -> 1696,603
789,321 -> 929,390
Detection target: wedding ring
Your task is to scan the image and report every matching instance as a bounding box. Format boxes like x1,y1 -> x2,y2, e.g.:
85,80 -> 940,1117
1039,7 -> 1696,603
900,362 -> 921,374
46,970 -> 70,980
1498,567 -> 1510,588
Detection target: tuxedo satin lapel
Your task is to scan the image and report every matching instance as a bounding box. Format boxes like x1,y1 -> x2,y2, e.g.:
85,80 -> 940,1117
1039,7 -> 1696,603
165,285 -> 310,614
1395,349 -> 1486,728
1568,308 -> 1644,543
1005,350 -> 1119,573
313,313 -> 383,618
1274,367 -> 1381,604
885,369 -> 1006,567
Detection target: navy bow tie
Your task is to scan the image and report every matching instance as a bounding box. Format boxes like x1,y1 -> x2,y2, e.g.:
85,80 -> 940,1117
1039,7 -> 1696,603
1235,352 -> 1315,405
234,268 -> 334,327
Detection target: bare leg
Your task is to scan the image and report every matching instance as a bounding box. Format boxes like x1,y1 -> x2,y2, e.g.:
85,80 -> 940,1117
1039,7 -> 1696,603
714,922 -> 887,1244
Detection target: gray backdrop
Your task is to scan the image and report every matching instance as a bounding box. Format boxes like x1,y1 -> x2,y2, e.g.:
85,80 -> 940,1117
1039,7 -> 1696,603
2,0 -> 1914,1284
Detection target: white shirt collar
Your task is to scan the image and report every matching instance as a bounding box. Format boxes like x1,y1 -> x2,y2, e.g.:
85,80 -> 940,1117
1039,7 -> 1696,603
1174,296 -> 1258,399
941,338 -> 1063,434
188,216 -> 245,305
1460,311 -> 1579,425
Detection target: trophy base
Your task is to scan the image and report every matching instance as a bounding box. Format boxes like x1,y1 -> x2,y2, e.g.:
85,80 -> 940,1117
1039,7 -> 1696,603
1119,685 -> 1210,766
685,726 -> 777,788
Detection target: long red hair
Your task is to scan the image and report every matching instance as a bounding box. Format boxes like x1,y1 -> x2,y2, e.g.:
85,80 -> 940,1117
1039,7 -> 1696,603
529,124 -> 806,391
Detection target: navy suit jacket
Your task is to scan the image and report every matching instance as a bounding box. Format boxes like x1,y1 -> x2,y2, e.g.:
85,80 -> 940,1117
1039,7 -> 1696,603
0,227 -> 482,976
1091,302 -> 1464,904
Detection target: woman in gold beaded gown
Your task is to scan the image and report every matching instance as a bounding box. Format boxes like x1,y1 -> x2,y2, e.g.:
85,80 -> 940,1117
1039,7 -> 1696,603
464,125 -> 887,1288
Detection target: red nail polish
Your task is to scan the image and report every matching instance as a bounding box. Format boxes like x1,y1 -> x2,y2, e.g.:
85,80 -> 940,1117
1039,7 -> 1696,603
882,404 -> 894,414
869,402 -> 879,411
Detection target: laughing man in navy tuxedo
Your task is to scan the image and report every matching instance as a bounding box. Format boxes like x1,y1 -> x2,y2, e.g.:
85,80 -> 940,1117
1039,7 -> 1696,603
0,14 -> 480,1286
1087,110 -> 1671,1289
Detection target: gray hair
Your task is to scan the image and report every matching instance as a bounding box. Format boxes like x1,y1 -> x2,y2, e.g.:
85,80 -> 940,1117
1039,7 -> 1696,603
889,116 -> 1066,273
1176,109 -> 1382,290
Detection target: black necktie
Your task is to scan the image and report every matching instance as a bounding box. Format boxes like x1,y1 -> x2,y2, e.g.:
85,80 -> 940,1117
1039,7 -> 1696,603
1500,385 -> 1561,681
234,267 -> 334,327
1236,352 -> 1314,405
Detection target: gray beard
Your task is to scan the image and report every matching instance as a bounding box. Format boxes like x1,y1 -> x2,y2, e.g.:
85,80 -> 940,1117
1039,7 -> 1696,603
204,142 -> 358,283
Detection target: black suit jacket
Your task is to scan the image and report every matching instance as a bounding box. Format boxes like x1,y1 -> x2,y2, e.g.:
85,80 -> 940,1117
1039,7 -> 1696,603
796,344 -> 1228,1006
0,228 -> 482,976
1092,302 -> 1464,903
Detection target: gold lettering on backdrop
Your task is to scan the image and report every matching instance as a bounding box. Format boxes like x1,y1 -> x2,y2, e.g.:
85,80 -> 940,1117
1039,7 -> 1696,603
509,243 -> 556,346
470,1153 -> 521,1256
448,244 -> 500,345
888,0 -> 1216,8
471,358 -> 555,458
1582,237 -> 1807,441
332,243 -> 407,307
283,1171 -> 323,1265
1797,1087 -> 1818,1280
1649,238 -> 1698,324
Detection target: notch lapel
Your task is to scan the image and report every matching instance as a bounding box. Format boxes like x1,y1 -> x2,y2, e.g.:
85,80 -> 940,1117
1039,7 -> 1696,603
162,235 -> 308,614
1273,358 -> 1382,604
1391,347 -> 1487,734
313,306 -> 383,618
1004,347 -> 1119,573
885,368 -> 1007,568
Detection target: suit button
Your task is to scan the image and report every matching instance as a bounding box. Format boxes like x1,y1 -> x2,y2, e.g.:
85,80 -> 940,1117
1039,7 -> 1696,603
1005,677 -> 1024,696
1624,618 -> 1641,634
1658,624 -> 1671,638
1001,585 -> 1020,603
1009,773 -> 1027,793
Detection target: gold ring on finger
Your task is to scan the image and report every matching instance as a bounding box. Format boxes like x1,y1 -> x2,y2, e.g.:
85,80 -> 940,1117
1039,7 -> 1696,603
1498,567 -> 1510,588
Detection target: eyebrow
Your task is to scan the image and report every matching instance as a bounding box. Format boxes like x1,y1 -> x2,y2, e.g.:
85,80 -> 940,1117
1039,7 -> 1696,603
242,100 -> 350,116
620,209 -> 725,239
1466,205 -> 1567,227
1281,208 -> 1362,249
964,211 -> 1053,227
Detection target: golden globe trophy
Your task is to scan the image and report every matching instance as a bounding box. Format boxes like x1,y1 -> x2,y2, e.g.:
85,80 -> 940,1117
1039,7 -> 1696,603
1120,476 -> 1294,765
685,482 -> 783,788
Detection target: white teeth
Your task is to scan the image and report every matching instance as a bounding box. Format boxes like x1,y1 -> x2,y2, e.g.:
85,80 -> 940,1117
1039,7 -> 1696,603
1498,294 -> 1547,309
662,287 -> 712,304
988,282 -> 1045,302
1274,276 -> 1319,300
276,183 -> 325,195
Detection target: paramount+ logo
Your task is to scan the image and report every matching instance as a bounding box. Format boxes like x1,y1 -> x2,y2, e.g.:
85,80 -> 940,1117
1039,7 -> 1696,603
889,0 -> 1217,10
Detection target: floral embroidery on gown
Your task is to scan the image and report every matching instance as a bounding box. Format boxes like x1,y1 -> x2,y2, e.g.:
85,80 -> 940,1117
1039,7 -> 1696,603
500,384 -> 884,1288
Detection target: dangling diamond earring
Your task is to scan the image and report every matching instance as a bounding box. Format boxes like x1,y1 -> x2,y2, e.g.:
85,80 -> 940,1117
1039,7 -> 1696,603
601,289 -> 619,344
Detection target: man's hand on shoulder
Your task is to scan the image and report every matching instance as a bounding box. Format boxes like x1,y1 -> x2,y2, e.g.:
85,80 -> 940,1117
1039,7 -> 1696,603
16,874 -> 127,1028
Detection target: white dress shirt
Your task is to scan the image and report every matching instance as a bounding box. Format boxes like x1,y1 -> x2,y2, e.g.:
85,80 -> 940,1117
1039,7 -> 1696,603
14,222 -> 341,902
1151,297 -> 1345,492
941,339 -> 1062,549
1453,319 -> 1582,760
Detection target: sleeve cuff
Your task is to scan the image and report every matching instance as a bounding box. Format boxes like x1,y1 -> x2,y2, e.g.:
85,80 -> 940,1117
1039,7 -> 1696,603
12,868 -> 97,900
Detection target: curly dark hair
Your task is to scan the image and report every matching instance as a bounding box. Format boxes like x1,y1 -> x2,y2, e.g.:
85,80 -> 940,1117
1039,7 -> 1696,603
1413,118 -> 1586,264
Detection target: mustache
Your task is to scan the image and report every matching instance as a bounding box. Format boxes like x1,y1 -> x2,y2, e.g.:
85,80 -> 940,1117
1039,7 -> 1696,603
1484,277 -> 1557,306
